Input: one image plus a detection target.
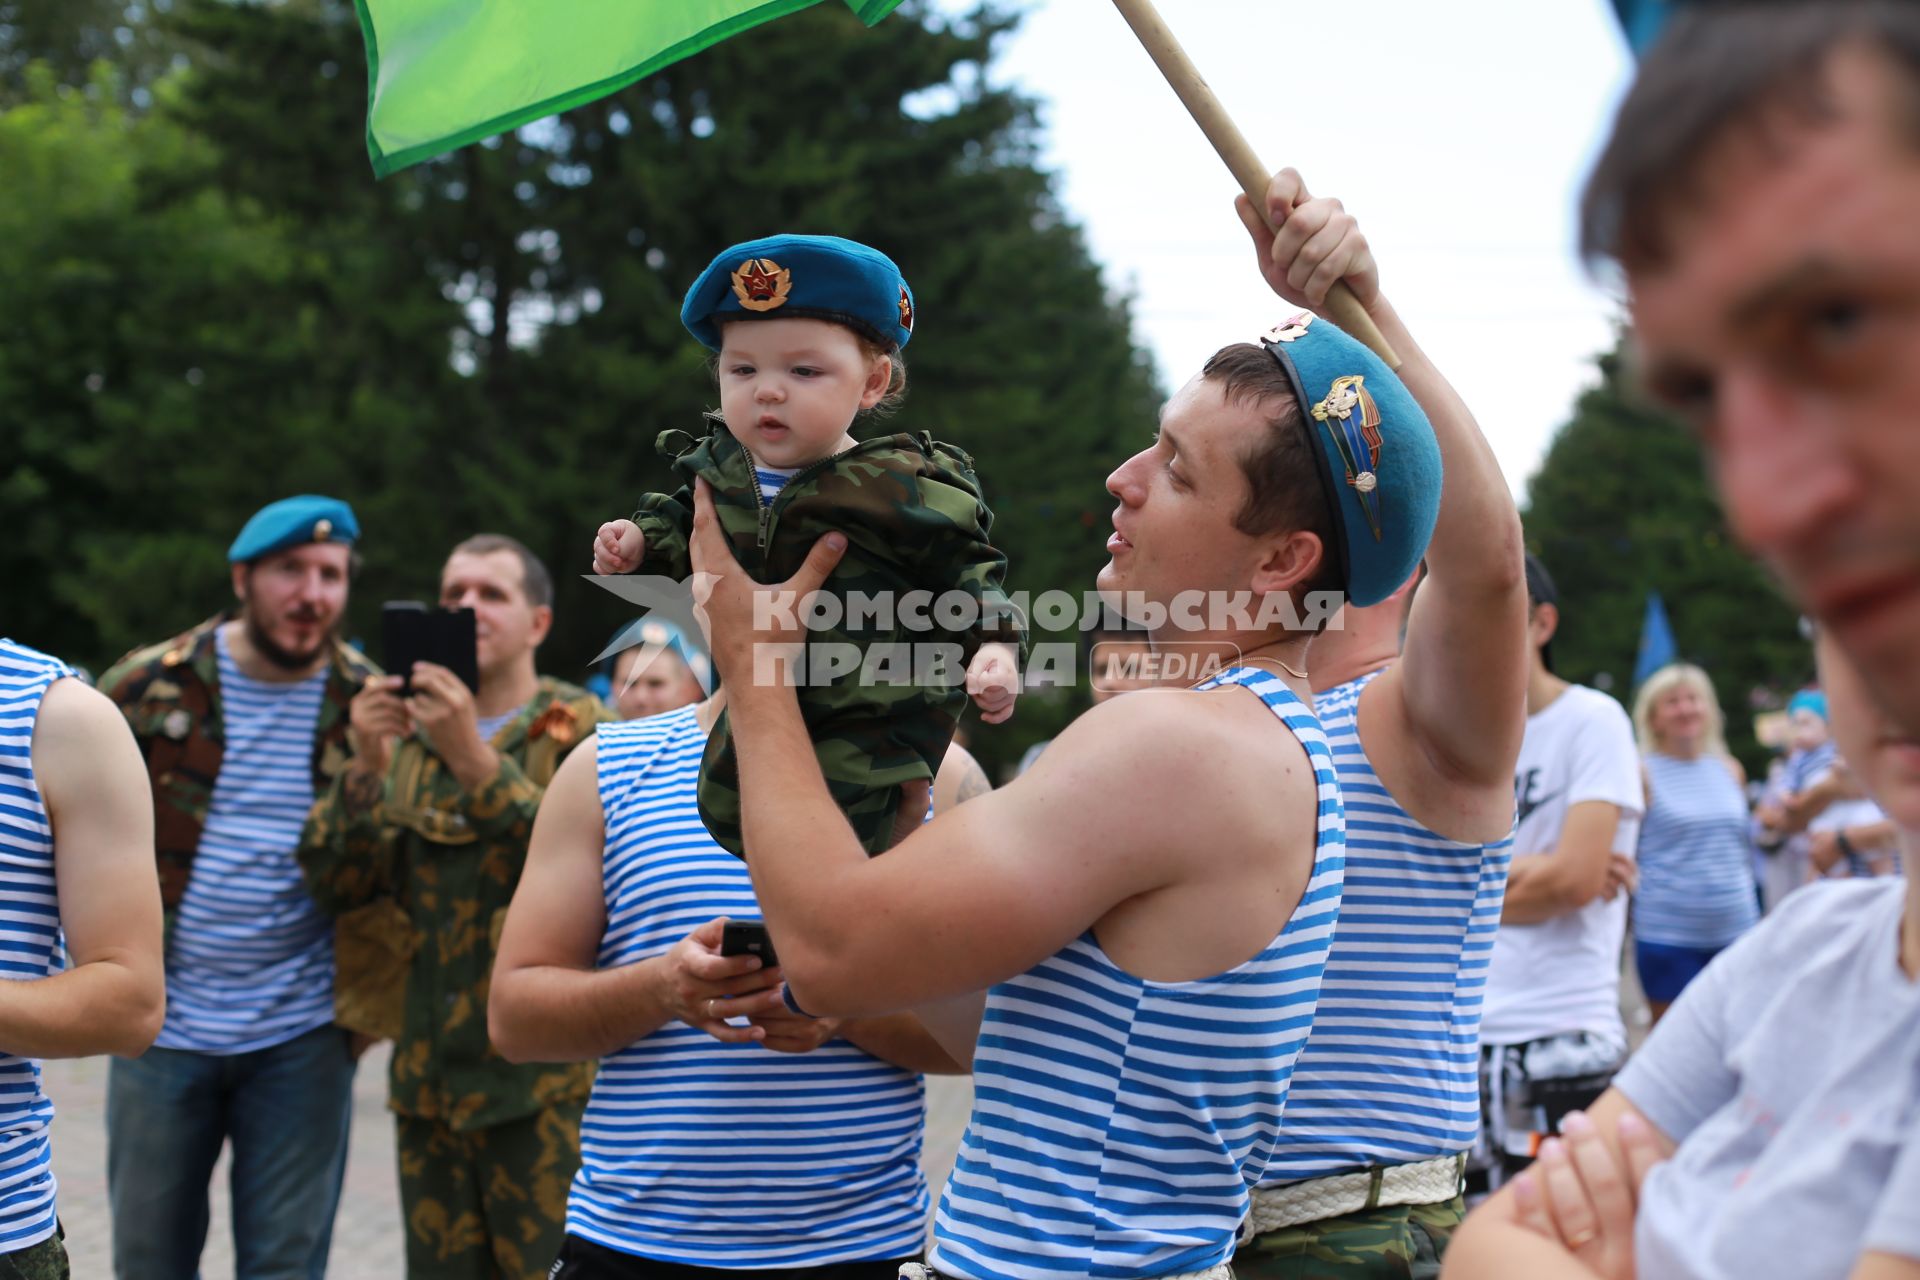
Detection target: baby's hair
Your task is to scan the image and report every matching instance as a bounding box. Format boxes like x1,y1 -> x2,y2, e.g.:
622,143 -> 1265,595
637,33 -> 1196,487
856,335 -> 908,419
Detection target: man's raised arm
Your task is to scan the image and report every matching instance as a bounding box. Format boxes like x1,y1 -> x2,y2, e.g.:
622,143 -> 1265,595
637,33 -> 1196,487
1241,171 -> 1528,789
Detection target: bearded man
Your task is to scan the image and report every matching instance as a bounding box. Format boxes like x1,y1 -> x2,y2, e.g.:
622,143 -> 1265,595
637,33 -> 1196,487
99,494 -> 378,1280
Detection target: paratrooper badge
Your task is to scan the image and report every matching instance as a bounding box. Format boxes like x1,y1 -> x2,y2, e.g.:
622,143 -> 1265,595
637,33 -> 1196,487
1312,374 -> 1386,540
313,518 -> 333,542
163,709 -> 193,741
730,258 -> 792,312
898,287 -> 915,333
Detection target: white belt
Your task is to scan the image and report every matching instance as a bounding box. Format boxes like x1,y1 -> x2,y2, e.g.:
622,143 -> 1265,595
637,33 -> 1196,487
902,1265 -> 1233,1280
1245,1153 -> 1466,1237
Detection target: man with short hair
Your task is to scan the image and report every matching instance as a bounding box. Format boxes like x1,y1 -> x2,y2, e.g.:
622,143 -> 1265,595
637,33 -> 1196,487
301,532 -> 612,1280
100,494 -> 377,1279
1580,0 -> 1920,738
686,179 -> 1459,1278
1468,554 -> 1642,1198
1226,174 -> 1529,1277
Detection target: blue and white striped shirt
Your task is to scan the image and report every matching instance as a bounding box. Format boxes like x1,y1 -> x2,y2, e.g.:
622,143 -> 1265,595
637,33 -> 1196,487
0,640 -> 72,1255
755,465 -> 799,507
567,708 -> 929,1268
1261,668 -> 1513,1185
155,631 -> 334,1054
930,667 -> 1345,1279
1635,753 -> 1759,949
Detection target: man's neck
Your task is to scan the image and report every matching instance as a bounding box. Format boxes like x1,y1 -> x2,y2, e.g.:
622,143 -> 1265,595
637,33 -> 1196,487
1308,624 -> 1400,695
476,659 -> 540,718
220,620 -> 329,684
1526,664 -> 1569,716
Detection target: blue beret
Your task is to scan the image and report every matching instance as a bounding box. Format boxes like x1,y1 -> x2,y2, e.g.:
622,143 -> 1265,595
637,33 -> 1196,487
681,234 -> 914,352
596,617 -> 712,693
1258,311 -> 1443,608
227,495 -> 360,564
1787,689 -> 1828,723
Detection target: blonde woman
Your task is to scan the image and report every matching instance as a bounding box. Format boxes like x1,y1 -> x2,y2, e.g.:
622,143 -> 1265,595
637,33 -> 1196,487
1627,664 -> 1757,1023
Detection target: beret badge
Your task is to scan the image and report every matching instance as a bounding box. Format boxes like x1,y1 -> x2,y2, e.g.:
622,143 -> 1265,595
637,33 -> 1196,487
730,258 -> 792,313
1312,374 -> 1386,540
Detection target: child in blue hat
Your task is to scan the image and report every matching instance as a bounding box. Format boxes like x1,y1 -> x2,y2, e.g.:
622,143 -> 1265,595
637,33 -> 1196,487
592,233 -> 1024,857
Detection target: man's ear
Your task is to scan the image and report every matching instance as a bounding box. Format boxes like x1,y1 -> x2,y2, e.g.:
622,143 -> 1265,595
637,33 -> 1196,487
231,562 -> 249,603
1531,601 -> 1561,649
1249,529 -> 1326,598
528,604 -> 554,649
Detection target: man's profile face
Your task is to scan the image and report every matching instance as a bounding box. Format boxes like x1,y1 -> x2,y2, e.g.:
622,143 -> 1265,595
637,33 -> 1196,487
439,549 -> 550,678
1099,373 -> 1265,626
1627,47 -> 1920,734
234,543 -> 351,670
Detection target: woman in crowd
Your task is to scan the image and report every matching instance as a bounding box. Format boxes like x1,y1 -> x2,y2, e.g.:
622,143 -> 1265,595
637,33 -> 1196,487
1442,628 -> 1920,1279
1628,664 -> 1757,1021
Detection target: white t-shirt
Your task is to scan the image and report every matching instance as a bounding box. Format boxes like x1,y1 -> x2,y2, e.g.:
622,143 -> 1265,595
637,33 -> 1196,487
1618,879 -> 1920,1278
1481,684 -> 1643,1047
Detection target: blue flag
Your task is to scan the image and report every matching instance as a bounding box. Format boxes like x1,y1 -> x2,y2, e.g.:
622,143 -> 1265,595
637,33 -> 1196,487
1610,0 -> 1675,56
1635,591 -> 1678,687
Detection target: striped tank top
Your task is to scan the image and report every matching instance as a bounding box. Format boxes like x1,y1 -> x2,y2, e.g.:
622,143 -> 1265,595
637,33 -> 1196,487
930,666 -> 1345,1279
1633,753 -> 1759,949
1260,667 -> 1513,1185
568,708 -> 929,1267
156,631 -> 334,1053
0,640 -> 73,1254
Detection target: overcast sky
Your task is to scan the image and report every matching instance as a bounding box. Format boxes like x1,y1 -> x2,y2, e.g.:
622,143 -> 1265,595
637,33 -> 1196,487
946,0 -> 1638,501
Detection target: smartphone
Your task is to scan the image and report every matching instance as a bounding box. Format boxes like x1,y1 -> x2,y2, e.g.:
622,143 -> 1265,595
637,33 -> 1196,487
719,920 -> 778,967
381,602 -> 480,695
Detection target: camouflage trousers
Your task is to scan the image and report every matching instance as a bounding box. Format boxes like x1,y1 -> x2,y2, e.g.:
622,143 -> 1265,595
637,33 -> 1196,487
397,1103 -> 584,1279
1231,1197 -> 1464,1280
0,1225 -> 68,1280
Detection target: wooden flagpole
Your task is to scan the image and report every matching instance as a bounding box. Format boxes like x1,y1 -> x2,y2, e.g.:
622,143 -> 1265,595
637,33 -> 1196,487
1109,0 -> 1401,367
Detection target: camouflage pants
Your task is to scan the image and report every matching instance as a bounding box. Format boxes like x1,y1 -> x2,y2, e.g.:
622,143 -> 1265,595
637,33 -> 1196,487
0,1226 -> 68,1280
396,1103 -> 584,1279
1232,1197 -> 1463,1280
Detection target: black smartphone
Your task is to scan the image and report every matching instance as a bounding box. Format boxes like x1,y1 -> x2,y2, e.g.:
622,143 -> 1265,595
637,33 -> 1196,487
381,602 -> 480,695
719,920 -> 778,967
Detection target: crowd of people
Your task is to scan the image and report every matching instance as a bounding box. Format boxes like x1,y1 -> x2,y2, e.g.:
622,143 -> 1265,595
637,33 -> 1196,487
2,2 -> 1919,1278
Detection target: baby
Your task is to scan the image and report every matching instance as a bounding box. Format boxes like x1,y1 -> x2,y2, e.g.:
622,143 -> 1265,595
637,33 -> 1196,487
593,234 -> 1022,856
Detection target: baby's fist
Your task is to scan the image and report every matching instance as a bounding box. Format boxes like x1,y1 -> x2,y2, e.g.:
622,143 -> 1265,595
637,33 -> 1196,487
967,642 -> 1020,725
593,519 -> 645,575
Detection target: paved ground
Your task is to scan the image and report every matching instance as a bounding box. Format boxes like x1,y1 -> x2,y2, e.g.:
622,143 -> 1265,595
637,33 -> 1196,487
42,1047 -> 975,1278
43,967 -> 1645,1275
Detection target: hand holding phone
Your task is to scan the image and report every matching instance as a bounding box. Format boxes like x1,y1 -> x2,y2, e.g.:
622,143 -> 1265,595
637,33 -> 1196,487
719,920 -> 778,968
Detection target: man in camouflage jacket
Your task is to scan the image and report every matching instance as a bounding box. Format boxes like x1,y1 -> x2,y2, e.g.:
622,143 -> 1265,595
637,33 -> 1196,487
300,534 -> 613,1280
99,494 -> 373,1280
632,418 -> 1027,857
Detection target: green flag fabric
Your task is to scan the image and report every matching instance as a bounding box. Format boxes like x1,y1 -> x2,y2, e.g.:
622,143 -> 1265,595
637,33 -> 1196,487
355,0 -> 904,176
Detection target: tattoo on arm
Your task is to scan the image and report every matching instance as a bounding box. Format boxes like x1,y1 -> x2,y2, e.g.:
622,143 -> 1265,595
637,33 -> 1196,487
343,766 -> 385,817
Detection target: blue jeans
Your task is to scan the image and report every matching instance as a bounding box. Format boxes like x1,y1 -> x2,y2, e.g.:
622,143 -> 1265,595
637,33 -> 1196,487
106,1023 -> 355,1280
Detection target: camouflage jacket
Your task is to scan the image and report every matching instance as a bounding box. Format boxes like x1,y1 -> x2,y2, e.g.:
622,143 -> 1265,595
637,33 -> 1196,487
630,420 -> 1027,856
298,677 -> 613,1131
98,612 -> 379,928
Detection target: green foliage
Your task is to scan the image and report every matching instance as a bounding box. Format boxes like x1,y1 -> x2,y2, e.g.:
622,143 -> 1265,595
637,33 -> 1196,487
1521,341 -> 1809,769
0,0 -> 1159,776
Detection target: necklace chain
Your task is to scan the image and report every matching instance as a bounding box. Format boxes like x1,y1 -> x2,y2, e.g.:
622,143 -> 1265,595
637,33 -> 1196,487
1240,653 -> 1310,680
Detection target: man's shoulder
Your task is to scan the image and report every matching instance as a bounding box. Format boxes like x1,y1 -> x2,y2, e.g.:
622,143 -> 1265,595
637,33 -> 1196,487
98,616 -> 222,706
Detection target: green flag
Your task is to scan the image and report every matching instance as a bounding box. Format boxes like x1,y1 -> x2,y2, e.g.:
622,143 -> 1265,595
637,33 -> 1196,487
355,0 -> 904,176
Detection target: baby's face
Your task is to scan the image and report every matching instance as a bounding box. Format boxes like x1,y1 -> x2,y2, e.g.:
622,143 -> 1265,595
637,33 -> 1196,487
1788,707 -> 1829,753
717,318 -> 887,470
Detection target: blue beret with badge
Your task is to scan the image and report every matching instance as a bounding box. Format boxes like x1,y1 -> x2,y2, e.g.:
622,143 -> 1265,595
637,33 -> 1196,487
681,233 -> 915,353
1258,311 -> 1443,608
227,494 -> 360,564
